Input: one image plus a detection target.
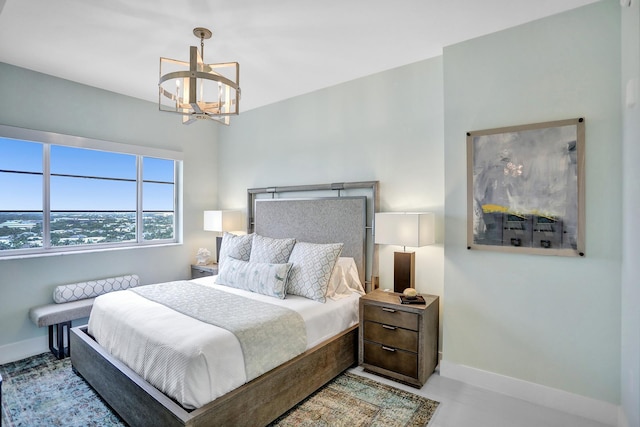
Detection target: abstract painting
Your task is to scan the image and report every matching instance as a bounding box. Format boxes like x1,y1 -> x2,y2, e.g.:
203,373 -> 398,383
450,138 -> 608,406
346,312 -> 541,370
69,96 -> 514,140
466,118 -> 585,256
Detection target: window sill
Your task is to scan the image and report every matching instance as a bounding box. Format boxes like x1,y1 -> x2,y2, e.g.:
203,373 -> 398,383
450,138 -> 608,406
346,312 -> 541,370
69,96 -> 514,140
0,242 -> 182,261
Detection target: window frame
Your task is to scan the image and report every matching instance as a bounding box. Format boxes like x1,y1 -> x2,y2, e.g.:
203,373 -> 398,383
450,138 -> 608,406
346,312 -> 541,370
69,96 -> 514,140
0,125 -> 183,258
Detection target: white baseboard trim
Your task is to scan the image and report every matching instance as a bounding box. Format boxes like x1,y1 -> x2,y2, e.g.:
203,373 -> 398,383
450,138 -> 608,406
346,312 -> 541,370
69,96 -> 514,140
618,408 -> 629,427
439,360 -> 620,427
0,335 -> 48,365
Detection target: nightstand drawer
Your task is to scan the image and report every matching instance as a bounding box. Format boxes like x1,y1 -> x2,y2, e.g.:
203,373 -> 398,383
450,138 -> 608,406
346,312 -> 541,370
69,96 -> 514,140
363,341 -> 418,379
363,321 -> 418,353
191,268 -> 211,279
191,264 -> 218,279
363,304 -> 419,331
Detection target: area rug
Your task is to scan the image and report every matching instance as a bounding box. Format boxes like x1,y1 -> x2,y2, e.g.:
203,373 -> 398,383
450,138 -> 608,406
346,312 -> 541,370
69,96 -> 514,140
0,352 -> 125,426
270,372 -> 439,426
1,353 -> 439,426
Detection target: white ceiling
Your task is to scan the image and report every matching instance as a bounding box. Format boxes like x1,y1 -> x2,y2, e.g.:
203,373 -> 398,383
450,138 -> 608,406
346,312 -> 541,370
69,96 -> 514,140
0,0 -> 600,113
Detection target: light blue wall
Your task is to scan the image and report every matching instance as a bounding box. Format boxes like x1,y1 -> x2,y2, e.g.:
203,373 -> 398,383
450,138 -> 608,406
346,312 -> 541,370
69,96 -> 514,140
0,0 -> 633,413
216,1 -> 625,406
443,0 -> 621,404
217,57 -> 446,329
621,1 -> 640,425
0,63 -> 220,356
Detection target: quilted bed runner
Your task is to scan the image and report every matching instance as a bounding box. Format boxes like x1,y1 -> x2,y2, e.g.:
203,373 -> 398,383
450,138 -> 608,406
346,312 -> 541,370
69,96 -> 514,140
131,281 -> 307,380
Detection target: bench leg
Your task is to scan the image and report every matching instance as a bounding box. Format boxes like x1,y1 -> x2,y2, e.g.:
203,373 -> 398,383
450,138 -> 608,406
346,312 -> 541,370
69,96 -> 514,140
48,321 -> 71,359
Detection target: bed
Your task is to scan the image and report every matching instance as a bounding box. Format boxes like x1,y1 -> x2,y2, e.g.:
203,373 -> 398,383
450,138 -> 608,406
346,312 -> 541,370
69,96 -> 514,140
70,181 -> 379,427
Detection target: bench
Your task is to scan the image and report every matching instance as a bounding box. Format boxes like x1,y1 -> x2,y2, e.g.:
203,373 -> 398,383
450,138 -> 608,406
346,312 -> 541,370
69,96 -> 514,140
29,275 -> 139,359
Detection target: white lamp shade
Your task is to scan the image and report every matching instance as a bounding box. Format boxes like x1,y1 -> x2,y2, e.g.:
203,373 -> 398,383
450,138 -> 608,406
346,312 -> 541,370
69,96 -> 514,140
374,212 -> 435,247
203,210 -> 243,232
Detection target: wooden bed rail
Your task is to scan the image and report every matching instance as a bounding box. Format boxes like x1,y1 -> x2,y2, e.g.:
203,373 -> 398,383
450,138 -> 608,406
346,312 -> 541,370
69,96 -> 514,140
71,324 -> 358,427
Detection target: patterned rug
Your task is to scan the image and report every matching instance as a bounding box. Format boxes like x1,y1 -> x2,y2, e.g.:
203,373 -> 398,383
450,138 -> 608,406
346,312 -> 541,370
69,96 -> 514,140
0,353 -> 124,426
270,372 -> 439,426
1,353 -> 439,426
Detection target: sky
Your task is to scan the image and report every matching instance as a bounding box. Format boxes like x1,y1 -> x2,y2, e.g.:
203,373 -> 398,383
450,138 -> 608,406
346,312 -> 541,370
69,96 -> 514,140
0,137 -> 175,212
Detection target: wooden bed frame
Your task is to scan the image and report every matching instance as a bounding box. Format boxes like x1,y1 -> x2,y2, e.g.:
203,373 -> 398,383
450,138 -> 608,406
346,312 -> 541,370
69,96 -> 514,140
70,181 -> 379,427
71,324 -> 357,426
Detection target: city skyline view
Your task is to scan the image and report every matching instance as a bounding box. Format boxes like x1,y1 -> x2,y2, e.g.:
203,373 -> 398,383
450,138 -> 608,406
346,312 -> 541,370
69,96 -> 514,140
0,137 -> 177,251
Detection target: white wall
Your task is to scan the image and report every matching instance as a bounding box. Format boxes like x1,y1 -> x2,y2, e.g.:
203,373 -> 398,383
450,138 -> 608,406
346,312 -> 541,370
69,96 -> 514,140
217,57 -> 446,338
442,0 -> 621,406
1,0 -> 634,421
0,63 -> 220,359
216,1 -> 624,410
620,0 -> 640,426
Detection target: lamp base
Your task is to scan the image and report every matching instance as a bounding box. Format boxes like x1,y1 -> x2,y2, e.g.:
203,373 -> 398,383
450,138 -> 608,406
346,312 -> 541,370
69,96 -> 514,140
393,251 -> 415,293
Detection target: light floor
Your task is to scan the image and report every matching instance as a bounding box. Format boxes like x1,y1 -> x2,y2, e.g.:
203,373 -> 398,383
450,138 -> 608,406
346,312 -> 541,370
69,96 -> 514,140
348,366 -> 613,427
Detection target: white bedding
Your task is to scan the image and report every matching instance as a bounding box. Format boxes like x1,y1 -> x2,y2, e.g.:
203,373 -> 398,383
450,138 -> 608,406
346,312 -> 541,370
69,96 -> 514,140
87,275 -> 361,409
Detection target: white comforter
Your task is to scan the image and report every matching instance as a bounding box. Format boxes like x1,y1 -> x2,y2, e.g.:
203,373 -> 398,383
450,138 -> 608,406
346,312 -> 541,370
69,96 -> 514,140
87,276 -> 361,409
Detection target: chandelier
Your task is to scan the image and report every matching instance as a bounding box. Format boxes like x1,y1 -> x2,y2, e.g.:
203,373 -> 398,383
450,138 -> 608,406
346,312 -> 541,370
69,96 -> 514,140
159,27 -> 240,125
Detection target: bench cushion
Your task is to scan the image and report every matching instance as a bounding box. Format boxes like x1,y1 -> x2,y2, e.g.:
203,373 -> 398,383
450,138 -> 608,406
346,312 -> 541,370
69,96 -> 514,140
29,298 -> 95,327
53,274 -> 139,303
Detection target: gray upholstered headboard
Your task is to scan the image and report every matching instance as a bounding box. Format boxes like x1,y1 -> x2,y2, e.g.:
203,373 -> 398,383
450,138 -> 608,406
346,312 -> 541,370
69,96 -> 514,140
248,181 -> 379,290
254,197 -> 366,285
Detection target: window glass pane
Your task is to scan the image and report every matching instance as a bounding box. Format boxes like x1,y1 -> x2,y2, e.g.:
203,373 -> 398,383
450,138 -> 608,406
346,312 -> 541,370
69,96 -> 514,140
143,213 -> 174,240
0,127 -> 181,255
0,138 -> 42,172
142,157 -> 175,241
50,212 -> 136,247
143,157 -> 174,182
143,182 -> 174,211
51,146 -> 136,180
0,172 -> 42,210
0,212 -> 43,250
51,176 -> 136,211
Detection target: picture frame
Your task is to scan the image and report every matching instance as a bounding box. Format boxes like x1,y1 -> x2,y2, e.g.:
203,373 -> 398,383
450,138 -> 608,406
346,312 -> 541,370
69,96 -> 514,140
466,118 -> 585,256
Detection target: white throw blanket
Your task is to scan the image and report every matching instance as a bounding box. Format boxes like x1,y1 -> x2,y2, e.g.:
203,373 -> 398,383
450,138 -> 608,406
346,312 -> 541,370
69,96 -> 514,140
88,278 -> 361,409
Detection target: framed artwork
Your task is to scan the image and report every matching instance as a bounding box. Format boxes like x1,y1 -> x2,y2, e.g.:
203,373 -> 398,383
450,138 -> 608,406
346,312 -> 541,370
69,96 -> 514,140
467,118 -> 585,256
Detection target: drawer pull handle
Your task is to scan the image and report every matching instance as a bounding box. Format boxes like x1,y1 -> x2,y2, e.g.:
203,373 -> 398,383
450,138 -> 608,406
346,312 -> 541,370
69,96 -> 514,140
382,325 -> 397,330
382,346 -> 396,352
381,307 -> 396,313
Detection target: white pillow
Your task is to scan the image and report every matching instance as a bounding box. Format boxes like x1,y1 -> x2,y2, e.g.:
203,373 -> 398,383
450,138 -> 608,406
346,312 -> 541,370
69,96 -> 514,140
326,257 -> 365,300
216,258 -> 292,299
249,234 -> 296,264
218,232 -> 253,271
287,242 -> 343,303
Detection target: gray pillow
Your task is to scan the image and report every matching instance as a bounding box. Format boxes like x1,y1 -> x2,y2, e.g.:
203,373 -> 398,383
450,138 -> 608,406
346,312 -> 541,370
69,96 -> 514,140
249,234 -> 296,264
287,242 -> 343,303
218,232 -> 253,271
216,258 -> 292,299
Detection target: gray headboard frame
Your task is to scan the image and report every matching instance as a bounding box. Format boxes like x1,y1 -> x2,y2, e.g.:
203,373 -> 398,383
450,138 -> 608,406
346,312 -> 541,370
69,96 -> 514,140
247,181 -> 379,291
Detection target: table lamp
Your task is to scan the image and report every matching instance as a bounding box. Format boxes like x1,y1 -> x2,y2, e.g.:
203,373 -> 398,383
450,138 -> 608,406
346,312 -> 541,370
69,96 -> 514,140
374,212 -> 435,293
203,210 -> 243,262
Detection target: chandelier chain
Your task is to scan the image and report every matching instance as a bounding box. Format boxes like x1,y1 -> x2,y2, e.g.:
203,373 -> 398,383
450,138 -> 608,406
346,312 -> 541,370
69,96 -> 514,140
200,34 -> 205,60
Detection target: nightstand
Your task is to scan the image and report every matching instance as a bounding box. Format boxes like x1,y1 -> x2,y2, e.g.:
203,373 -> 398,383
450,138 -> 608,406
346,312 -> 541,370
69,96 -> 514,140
190,263 -> 218,279
359,289 -> 439,387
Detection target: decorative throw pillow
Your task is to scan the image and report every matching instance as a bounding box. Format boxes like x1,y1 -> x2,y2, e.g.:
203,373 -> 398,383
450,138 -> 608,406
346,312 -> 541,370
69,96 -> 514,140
53,274 -> 140,303
216,258 -> 292,299
287,242 -> 343,303
326,257 -> 365,300
249,234 -> 296,264
218,232 -> 253,271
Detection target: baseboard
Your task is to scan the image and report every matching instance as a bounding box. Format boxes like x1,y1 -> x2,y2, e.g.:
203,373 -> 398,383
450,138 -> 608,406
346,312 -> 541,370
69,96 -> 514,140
439,360 -> 620,427
0,335 -> 48,364
618,408 -> 629,427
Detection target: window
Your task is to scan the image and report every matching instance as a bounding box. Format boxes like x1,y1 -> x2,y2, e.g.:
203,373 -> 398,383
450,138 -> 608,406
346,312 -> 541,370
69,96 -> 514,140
0,126 -> 182,256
